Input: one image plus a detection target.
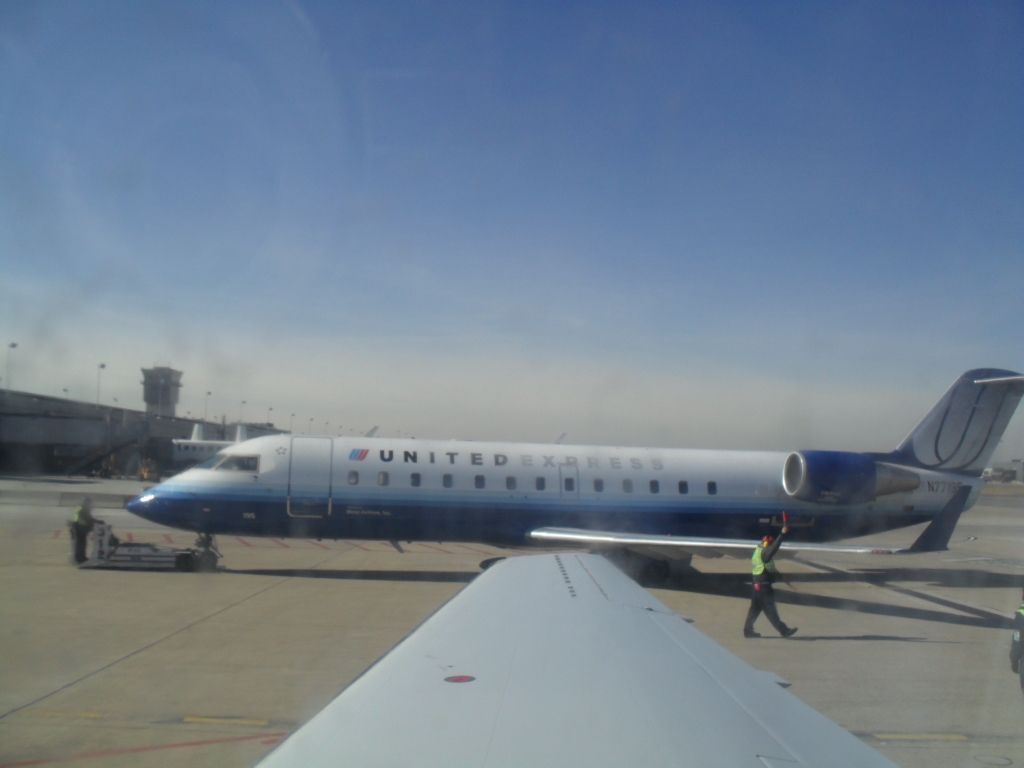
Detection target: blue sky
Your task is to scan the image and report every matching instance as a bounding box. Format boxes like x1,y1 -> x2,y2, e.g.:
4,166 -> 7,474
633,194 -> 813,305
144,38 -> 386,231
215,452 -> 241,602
2,1 -> 1023,457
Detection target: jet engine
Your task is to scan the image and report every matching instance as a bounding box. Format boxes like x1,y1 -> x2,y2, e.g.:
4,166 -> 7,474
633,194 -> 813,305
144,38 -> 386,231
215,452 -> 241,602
782,451 -> 920,505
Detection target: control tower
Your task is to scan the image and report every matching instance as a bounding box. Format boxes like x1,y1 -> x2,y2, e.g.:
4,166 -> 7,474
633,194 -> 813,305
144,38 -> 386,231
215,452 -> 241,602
141,366 -> 182,417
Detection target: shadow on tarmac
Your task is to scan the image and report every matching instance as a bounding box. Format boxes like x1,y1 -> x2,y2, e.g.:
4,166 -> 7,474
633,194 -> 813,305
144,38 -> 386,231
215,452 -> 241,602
744,634 -> 940,643
794,563 -> 1024,590
224,567 -> 477,583
225,562 -> 1016,629
649,568 -> 1016,630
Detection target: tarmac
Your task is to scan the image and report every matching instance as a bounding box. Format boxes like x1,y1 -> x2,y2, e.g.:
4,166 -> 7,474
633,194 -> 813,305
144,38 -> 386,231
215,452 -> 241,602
1,474 -> 1023,767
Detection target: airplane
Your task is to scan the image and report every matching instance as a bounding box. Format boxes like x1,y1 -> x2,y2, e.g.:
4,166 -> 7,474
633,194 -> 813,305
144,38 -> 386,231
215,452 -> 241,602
170,423 -> 249,467
128,371 -> 1019,765
128,368 -> 1024,572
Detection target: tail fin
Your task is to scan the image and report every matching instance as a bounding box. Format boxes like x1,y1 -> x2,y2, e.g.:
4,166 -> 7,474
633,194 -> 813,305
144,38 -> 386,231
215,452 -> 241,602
888,368 -> 1024,475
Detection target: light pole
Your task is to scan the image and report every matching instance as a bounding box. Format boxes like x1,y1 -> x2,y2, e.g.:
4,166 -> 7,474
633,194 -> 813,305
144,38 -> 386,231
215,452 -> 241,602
204,391 -> 211,422
239,399 -> 247,424
6,342 -> 17,390
307,416 -> 314,434
96,362 -> 106,405
289,412 -> 295,432
266,406 -> 273,425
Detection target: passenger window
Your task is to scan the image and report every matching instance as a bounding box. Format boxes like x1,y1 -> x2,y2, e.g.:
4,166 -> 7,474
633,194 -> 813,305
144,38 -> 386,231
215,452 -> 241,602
623,479 -> 633,493
506,476 -> 516,490
348,470 -> 359,485
707,481 -> 717,495
564,478 -> 575,492
475,475 -> 485,489
649,480 -> 660,494
410,472 -> 421,487
378,471 -> 389,486
535,477 -> 546,491
594,478 -> 604,492
678,481 -> 689,494
443,474 -> 453,488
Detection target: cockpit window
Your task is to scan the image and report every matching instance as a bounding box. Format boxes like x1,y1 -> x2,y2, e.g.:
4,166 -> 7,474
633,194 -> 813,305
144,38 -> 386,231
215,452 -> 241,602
215,455 -> 259,472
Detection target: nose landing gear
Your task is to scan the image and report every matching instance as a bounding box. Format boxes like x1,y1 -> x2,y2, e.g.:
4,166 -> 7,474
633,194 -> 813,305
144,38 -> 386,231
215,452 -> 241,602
194,533 -> 222,571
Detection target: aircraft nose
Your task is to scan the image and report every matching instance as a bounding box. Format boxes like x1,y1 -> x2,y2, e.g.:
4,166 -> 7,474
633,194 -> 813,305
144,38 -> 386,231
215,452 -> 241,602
126,488 -> 200,530
126,490 -> 162,521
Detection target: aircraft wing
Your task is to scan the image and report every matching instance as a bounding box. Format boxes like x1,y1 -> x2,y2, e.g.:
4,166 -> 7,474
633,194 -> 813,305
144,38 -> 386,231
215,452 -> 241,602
530,526 -> 907,556
257,553 -> 895,767
530,486 -> 973,557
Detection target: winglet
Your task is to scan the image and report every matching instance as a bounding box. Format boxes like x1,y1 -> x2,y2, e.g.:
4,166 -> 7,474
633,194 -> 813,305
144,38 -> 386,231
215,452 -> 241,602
907,486 -> 973,552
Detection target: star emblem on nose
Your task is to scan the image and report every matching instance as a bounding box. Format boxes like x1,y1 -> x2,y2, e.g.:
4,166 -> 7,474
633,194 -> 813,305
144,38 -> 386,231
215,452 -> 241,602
276,447 -> 287,455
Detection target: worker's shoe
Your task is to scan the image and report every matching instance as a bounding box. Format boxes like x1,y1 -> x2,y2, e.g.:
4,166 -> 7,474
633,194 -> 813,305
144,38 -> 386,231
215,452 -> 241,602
743,630 -> 761,638
781,626 -> 798,638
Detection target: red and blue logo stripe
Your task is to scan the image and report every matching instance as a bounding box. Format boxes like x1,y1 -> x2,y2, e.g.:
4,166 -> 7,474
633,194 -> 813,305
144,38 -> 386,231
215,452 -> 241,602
349,448 -> 369,461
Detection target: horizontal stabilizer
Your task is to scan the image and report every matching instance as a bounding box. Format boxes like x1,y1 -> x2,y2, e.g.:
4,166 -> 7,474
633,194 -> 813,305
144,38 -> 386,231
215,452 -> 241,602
974,375 -> 1024,385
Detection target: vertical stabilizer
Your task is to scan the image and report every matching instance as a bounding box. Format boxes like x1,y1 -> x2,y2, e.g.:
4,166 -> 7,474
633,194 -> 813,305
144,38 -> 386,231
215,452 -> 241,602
889,369 -> 1024,475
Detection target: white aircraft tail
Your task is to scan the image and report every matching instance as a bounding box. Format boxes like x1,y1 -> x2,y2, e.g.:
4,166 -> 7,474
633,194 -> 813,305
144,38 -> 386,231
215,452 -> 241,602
887,368 -> 1024,476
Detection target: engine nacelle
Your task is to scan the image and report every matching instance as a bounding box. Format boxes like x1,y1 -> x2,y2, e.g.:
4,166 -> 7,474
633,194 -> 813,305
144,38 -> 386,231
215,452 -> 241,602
783,451 -> 920,505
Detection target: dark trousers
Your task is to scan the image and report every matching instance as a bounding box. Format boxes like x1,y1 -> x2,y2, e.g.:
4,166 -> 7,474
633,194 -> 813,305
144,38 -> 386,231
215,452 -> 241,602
743,582 -> 789,635
71,524 -> 89,563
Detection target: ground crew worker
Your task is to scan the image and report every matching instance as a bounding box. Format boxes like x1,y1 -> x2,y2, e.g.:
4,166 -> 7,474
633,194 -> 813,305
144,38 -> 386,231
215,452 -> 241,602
743,524 -> 798,638
69,497 -> 96,564
1009,590 -> 1024,690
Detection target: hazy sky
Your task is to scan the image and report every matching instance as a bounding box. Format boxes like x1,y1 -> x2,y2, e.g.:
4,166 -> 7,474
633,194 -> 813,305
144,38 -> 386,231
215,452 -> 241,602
2,1 -> 1022,458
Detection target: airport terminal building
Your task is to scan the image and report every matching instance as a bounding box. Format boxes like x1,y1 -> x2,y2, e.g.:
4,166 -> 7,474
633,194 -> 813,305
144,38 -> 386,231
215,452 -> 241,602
0,367 -> 270,475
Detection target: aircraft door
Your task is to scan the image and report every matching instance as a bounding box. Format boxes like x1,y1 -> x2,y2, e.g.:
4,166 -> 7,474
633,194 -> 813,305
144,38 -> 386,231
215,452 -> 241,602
288,437 -> 333,518
559,464 -> 580,498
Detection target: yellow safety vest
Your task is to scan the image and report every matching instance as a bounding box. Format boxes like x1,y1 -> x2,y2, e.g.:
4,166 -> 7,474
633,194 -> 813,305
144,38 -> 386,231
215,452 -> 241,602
751,545 -> 778,577
73,507 -> 93,527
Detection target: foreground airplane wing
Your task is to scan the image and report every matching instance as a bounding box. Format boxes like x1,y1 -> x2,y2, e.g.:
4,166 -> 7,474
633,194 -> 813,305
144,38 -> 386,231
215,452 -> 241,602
257,553 -> 895,767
